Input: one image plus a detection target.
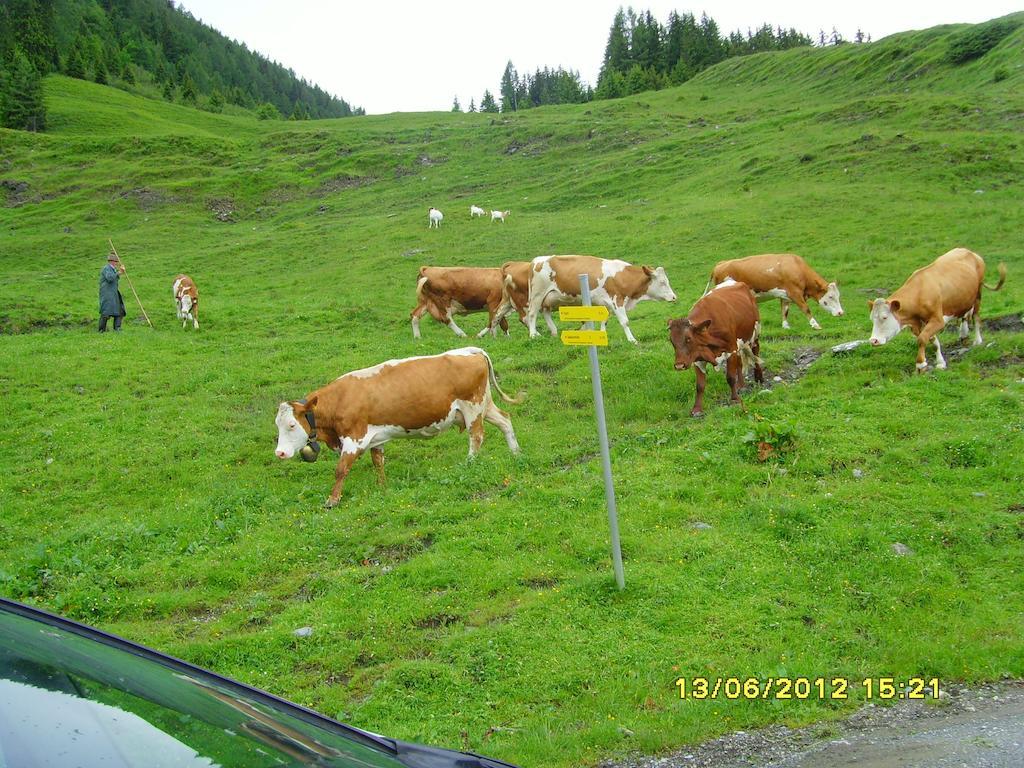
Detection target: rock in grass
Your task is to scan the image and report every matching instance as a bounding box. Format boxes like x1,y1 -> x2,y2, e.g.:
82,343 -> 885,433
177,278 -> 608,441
852,468 -> 864,479
293,626 -> 313,638
832,340 -> 868,353
691,521 -> 713,530
972,492 -> 987,498
891,542 -> 913,556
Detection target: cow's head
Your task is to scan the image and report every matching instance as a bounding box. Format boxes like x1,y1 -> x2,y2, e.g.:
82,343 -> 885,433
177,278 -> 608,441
178,293 -> 193,315
868,299 -> 902,346
643,266 -> 677,303
667,317 -> 713,370
275,395 -> 320,461
819,281 -> 843,317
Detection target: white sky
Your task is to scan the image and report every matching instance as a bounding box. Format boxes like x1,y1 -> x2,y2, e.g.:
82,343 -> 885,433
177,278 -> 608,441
181,1 -> 1022,114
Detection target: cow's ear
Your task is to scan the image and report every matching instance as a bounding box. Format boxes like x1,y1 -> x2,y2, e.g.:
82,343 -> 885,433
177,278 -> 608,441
866,299 -> 874,311
889,300 -> 900,313
305,393 -> 319,409
642,265 -> 654,276
695,319 -> 712,333
666,317 -> 673,327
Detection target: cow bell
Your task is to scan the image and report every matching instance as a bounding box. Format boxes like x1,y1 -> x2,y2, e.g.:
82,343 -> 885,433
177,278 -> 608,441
299,440 -> 321,463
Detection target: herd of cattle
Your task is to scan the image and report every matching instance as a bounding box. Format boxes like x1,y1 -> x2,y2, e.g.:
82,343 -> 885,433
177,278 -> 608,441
273,245 -> 1006,506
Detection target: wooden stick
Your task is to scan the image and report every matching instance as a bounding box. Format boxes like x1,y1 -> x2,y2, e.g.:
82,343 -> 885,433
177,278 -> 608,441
108,239 -> 154,329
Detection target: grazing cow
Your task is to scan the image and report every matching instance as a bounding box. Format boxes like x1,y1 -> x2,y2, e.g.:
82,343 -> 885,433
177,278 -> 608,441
709,253 -> 843,330
868,247 -> 1006,372
274,348 -> 523,507
491,209 -> 510,223
526,255 -> 677,343
410,266 -> 511,339
470,205 -> 486,218
668,280 -> 764,417
491,260 -> 558,337
428,207 -> 444,228
172,274 -> 199,330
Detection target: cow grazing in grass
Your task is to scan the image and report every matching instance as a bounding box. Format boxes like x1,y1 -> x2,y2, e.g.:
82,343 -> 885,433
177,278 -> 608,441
667,280 -> 764,417
410,266 -> 510,339
275,348 -> 523,507
491,209 -> 510,223
708,253 -> 842,330
868,247 -> 1006,372
526,255 -> 677,343
428,207 -> 444,228
470,205 -> 486,217
172,274 -> 199,330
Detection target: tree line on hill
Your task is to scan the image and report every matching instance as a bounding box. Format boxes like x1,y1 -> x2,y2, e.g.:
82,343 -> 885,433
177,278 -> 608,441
0,0 -> 362,132
458,6 -> 868,112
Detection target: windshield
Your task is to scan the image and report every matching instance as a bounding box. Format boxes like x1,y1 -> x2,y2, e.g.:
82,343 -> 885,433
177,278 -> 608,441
0,605 -> 402,767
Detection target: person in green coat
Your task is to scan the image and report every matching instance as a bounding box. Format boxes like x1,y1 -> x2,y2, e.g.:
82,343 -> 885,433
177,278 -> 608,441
99,251 -> 126,332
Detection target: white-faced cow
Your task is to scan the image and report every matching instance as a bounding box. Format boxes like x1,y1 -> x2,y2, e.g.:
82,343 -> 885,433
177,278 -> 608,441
410,266 -> 510,339
526,255 -> 677,343
275,348 -> 523,507
172,274 -> 199,330
470,205 -> 486,218
667,280 -> 764,417
868,247 -> 1006,372
709,253 -> 843,330
428,207 -> 444,228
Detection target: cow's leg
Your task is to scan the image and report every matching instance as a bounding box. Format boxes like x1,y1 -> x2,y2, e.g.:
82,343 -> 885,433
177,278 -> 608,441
792,294 -> 821,330
752,336 -> 765,384
193,304 -> 199,330
467,414 -> 485,458
972,301 -> 984,346
959,315 -> 971,343
781,299 -> 791,330
726,354 -> 744,404
410,302 -> 428,339
446,311 -> 468,337
485,401 -> 520,454
915,318 -> 946,372
499,316 -> 510,335
327,449 -> 363,508
691,365 -> 707,418
370,447 -> 386,486
525,292 -> 545,338
611,302 -> 638,344
543,309 -> 558,336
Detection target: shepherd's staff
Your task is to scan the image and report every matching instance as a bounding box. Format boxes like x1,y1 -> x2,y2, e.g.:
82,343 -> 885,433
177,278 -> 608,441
107,239 -> 154,329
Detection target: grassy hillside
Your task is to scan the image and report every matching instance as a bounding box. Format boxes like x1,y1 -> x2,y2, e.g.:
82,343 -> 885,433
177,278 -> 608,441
2,16 -> 1023,767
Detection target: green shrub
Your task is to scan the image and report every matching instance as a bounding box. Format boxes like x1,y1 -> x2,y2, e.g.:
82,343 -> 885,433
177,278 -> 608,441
993,67 -> 1009,82
742,418 -> 797,462
946,20 -> 1020,64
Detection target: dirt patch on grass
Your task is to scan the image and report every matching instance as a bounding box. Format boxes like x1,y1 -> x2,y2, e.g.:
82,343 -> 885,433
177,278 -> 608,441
315,175 -> 376,196
207,198 -> 235,222
118,187 -> 175,211
414,612 -> 461,629
0,314 -> 92,335
2,179 -> 31,206
360,535 -> 435,567
762,346 -> 823,386
983,313 -> 1024,332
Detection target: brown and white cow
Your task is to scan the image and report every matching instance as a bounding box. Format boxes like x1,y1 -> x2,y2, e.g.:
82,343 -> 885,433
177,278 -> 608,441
275,347 -> 523,507
410,266 -> 511,339
172,274 -> 199,330
526,255 -> 677,343
488,260 -> 558,337
709,253 -> 842,330
667,280 -> 764,417
868,247 -> 1006,372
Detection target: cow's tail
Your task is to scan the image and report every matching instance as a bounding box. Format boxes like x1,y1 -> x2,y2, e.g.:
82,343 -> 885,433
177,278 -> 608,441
984,262 -> 1007,292
703,266 -> 720,296
482,349 -> 525,404
415,267 -> 430,299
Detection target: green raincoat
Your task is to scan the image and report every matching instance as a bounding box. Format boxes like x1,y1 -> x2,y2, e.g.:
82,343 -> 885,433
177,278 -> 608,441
99,264 -> 126,317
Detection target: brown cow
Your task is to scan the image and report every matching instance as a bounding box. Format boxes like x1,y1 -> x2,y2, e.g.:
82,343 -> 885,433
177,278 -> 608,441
527,255 -> 677,343
709,253 -> 842,330
410,266 -> 510,339
274,347 -> 523,507
490,260 -> 557,337
172,275 -> 199,330
869,247 -> 1006,372
667,280 -> 764,417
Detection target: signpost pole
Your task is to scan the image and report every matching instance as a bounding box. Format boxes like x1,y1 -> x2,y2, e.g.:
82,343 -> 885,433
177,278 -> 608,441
578,275 -> 625,590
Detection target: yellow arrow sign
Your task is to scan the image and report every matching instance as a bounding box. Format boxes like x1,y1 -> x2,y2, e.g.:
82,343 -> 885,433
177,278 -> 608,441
561,330 -> 609,346
559,305 -> 610,322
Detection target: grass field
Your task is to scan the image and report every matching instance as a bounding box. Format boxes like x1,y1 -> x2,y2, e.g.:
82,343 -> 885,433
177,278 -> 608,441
2,16 -> 1023,767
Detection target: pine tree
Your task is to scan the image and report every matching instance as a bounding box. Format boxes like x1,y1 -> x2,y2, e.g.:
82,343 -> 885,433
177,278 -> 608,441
468,97 -> 476,112
1,49 -> 47,131
599,7 -> 631,84
499,61 -> 518,111
480,89 -> 498,113
180,72 -> 197,103
162,80 -> 175,101
121,61 -> 135,84
65,46 -> 86,79
207,89 -> 224,112
94,61 -> 108,84
451,95 -> 461,112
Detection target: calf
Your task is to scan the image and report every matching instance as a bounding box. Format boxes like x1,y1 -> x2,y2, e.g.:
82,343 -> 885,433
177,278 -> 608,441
667,280 -> 764,417
868,247 -> 1006,371
410,266 -> 510,338
491,209 -> 510,223
470,205 -> 486,217
275,348 -> 523,507
709,253 -> 842,330
526,255 -> 677,343
428,207 -> 444,228
172,274 -> 199,330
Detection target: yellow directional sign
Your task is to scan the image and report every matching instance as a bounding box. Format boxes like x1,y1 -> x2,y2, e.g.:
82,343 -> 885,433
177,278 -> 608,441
559,305 -> 610,322
561,330 -> 609,346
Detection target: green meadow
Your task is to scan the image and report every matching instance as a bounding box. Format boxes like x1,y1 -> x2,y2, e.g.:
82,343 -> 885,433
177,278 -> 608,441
2,16 -> 1023,767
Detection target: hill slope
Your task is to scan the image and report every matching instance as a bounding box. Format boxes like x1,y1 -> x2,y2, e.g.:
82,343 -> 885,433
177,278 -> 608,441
1,16 -> 1023,768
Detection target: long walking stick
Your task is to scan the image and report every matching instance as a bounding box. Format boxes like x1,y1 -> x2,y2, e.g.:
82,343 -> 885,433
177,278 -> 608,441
108,239 -> 154,329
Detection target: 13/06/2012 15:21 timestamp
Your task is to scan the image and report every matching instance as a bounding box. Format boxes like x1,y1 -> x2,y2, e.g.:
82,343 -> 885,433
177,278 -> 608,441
675,677 -> 941,700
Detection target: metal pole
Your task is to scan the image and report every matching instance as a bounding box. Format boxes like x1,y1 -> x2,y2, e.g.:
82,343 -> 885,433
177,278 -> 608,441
579,274 -> 625,590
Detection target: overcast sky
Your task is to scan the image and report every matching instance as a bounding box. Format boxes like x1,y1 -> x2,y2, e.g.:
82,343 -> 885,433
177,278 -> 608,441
181,1 -> 1021,114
